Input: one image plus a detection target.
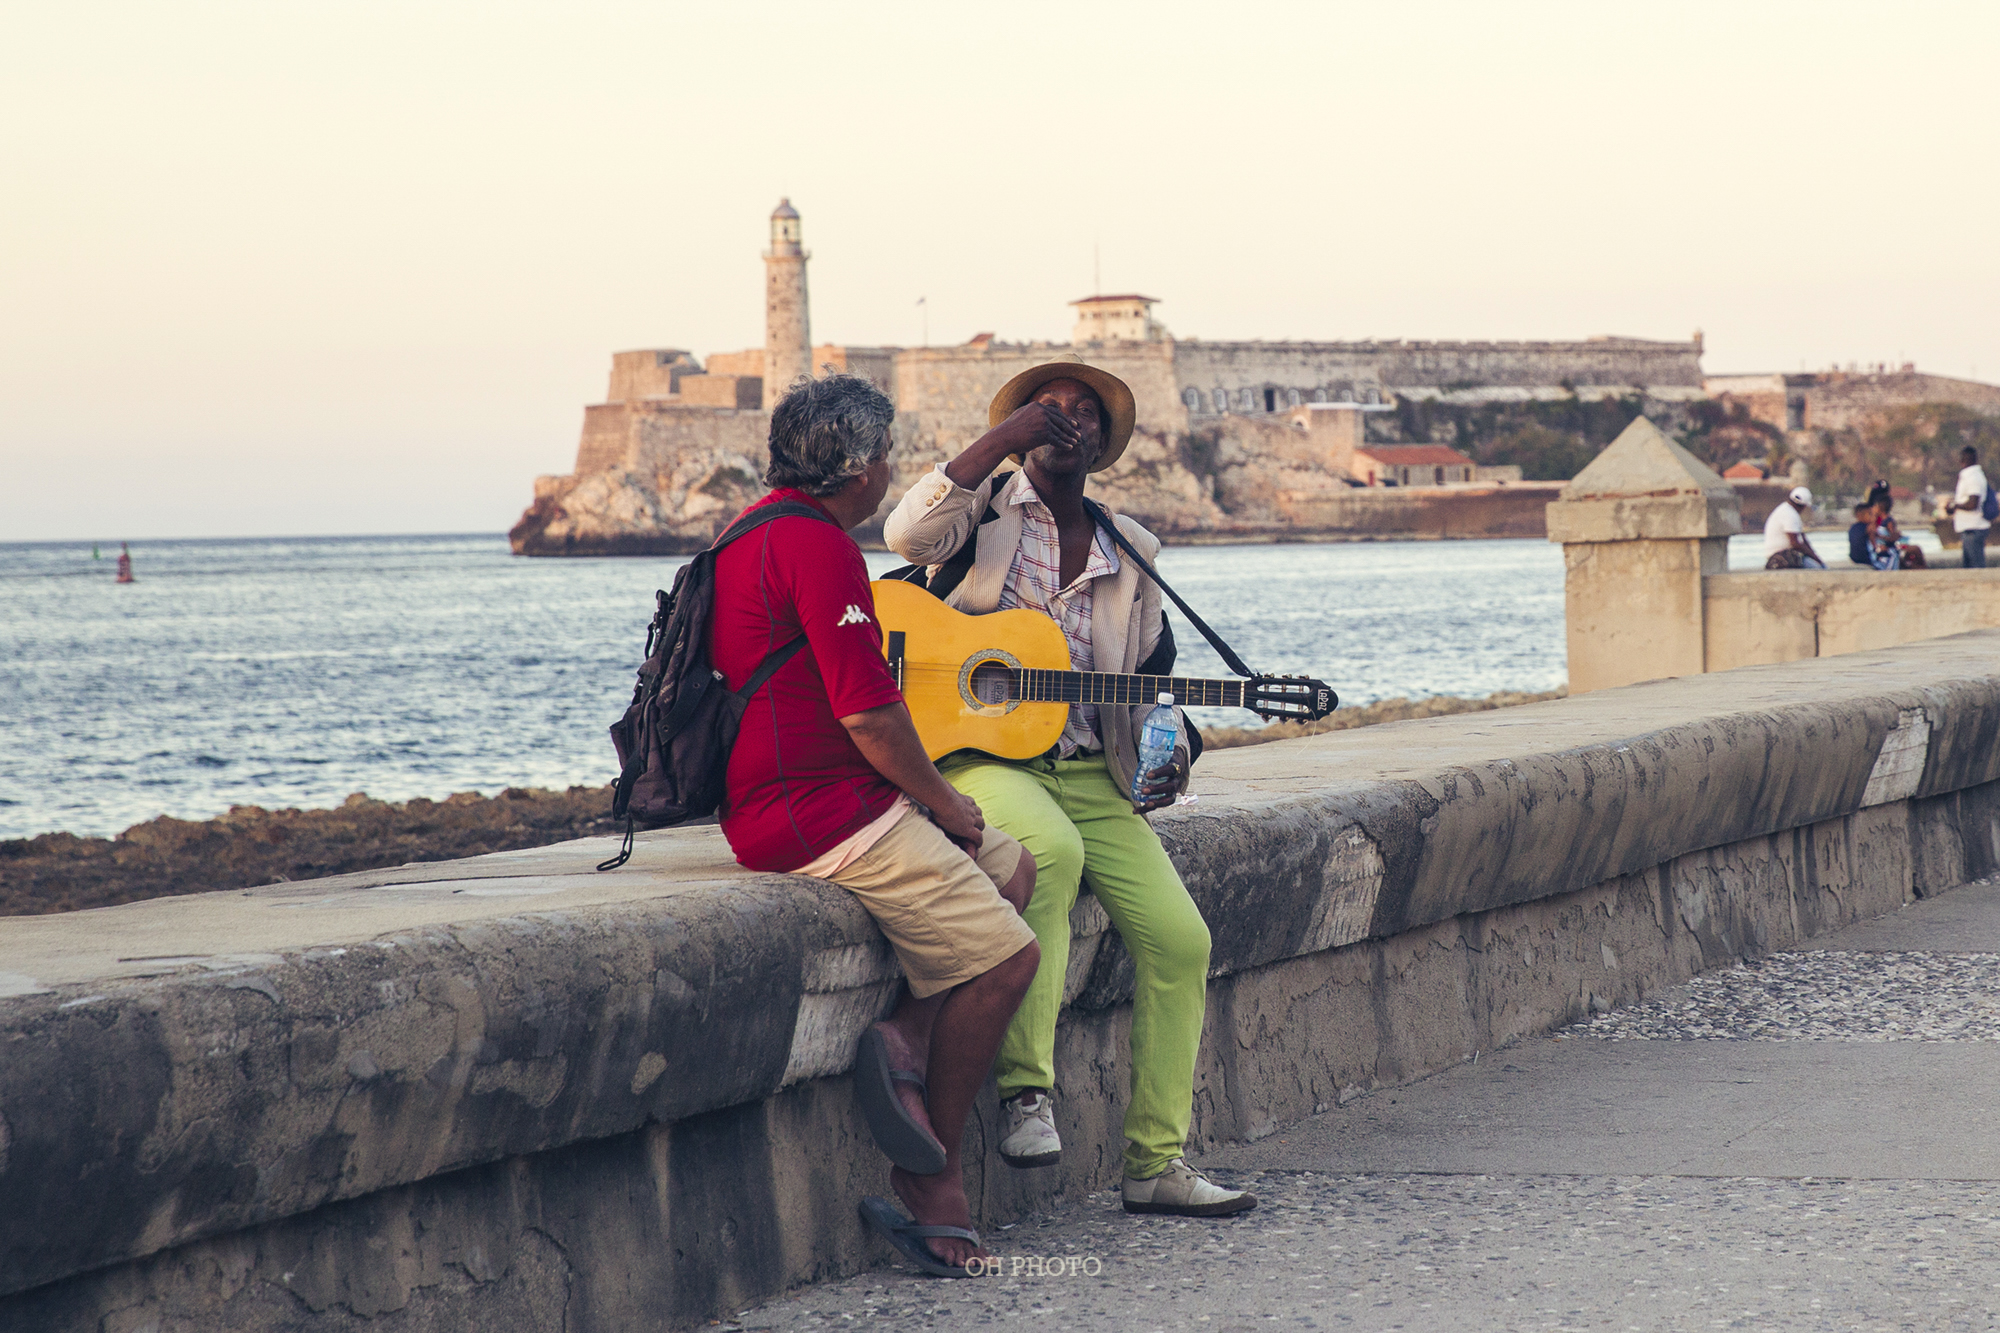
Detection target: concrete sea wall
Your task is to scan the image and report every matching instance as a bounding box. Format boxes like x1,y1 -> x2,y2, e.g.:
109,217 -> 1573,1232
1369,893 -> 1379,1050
1704,569 -> 2000,671
5,632 -> 2000,1329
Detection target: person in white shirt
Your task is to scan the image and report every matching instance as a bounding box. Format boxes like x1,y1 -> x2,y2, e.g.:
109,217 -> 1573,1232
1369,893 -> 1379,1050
1950,446 -> 1991,569
1763,486 -> 1826,569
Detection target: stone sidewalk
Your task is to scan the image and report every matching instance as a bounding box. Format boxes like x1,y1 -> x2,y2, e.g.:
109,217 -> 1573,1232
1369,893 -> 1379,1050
735,877 -> 2000,1332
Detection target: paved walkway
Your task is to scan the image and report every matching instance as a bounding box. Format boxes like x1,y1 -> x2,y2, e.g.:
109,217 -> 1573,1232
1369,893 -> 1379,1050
739,877 -> 2000,1332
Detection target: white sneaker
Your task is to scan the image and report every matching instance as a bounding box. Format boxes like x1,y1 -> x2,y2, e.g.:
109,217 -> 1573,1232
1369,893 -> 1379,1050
1121,1158 -> 1257,1217
998,1091 -> 1061,1168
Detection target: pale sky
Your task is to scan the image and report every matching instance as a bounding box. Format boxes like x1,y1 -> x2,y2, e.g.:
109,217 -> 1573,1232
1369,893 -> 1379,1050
4,1 -> 1997,541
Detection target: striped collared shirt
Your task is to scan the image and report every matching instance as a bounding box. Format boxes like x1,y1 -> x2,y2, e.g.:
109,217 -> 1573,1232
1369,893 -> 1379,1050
997,477 -> 1120,756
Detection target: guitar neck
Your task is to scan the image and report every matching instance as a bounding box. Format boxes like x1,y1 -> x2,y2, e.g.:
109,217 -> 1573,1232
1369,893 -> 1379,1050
1016,670 -> 1247,709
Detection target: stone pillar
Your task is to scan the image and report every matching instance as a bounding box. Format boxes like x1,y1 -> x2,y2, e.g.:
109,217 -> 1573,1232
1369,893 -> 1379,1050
762,199 -> 811,410
1546,417 -> 1740,693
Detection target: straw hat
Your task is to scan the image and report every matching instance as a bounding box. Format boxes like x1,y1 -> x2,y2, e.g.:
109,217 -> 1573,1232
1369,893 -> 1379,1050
987,358 -> 1136,472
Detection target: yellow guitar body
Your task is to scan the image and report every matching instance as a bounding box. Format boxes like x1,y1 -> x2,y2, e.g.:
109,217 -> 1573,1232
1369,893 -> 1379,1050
870,578 -> 1073,761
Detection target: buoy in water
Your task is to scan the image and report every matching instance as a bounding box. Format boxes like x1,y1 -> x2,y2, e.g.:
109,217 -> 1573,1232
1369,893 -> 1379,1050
116,543 -> 135,584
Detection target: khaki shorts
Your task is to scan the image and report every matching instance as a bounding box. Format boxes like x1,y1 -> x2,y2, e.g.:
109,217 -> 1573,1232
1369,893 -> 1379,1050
822,810 -> 1036,999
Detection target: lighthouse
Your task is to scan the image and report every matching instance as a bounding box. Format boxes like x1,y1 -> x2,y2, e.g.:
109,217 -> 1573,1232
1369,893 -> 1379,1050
762,198 -> 811,409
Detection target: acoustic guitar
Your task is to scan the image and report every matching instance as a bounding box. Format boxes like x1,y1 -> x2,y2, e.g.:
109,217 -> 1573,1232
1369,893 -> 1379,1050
870,578 -> 1338,761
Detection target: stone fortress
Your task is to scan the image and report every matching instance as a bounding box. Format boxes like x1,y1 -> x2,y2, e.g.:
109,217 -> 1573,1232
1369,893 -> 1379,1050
509,202 -> 1705,554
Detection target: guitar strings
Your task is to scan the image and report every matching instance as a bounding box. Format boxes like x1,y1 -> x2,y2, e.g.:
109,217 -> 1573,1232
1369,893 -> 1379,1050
886,663 -> 1256,706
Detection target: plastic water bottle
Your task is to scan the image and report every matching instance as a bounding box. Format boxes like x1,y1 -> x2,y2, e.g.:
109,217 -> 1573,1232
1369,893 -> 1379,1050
1132,692 -> 1179,803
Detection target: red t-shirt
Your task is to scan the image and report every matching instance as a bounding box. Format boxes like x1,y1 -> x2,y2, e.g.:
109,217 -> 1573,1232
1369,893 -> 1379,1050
710,489 -> 905,872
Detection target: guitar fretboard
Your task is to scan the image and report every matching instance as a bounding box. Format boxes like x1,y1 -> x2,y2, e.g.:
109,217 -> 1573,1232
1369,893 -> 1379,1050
1015,671 -> 1247,708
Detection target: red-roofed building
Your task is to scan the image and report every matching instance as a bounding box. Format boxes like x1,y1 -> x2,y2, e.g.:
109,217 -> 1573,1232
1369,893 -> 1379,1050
1722,460 -> 1768,479
1352,444 -> 1478,487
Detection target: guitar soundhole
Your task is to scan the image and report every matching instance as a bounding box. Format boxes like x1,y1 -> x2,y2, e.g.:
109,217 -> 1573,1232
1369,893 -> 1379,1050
968,661 -> 1015,706
956,649 -> 1024,714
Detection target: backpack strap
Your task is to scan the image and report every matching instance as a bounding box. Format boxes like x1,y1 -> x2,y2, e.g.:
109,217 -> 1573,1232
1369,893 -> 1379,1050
1081,498 -> 1258,680
711,499 -> 838,548
731,634 -> 808,703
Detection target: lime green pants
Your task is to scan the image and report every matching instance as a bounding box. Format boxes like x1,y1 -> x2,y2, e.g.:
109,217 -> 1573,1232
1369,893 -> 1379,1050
939,751 -> 1211,1179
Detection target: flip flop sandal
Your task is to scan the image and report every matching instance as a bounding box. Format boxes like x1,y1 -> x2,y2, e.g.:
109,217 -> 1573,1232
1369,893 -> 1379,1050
854,1027 -> 948,1175
858,1196 -> 980,1279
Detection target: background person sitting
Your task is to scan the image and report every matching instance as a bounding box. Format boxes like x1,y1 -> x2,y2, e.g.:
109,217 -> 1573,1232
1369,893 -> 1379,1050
1763,486 -> 1826,569
1848,503 -> 1873,566
1862,486 -> 1926,569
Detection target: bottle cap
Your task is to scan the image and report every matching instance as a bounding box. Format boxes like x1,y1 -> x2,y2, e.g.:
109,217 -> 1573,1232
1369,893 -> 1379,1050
1157,692 -> 1174,706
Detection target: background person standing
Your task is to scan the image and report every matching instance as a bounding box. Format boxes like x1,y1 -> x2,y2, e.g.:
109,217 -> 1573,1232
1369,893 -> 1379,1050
1951,446 -> 1991,568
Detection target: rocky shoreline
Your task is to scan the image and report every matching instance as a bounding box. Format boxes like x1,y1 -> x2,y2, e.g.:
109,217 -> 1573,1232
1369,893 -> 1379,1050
0,690 -> 1561,917
0,786 -> 624,918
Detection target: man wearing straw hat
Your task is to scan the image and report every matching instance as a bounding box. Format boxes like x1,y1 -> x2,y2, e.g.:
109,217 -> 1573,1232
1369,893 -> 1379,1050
884,358 -> 1254,1218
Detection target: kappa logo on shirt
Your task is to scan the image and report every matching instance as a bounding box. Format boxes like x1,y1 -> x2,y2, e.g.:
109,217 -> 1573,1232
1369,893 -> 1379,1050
836,604 -> 873,627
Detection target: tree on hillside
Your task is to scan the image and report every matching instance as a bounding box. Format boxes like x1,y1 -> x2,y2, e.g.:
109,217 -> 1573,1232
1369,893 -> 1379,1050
1372,391 -> 1668,480
1478,424 -> 1599,480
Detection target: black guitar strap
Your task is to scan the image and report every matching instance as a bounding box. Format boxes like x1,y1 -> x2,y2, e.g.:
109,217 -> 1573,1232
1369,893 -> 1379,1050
1081,498 -> 1258,680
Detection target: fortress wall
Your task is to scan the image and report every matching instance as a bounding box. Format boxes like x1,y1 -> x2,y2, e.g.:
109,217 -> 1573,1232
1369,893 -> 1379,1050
812,345 -> 896,396
1800,371 -> 2000,431
1259,482 -> 1562,539
1368,338 -> 1703,389
1709,385 -> 1791,432
676,374 -> 762,409
617,406 -> 768,487
1173,344 -> 1395,409
572,403 -> 633,474
1172,338 -> 1703,404
8,633 -> 2000,1330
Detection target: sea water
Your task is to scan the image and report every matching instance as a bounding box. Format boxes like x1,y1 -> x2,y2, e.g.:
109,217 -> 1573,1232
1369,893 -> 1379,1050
1,530 -> 1822,840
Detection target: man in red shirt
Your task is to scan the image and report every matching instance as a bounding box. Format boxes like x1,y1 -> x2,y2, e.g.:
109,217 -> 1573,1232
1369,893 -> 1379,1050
711,373 -> 1039,1276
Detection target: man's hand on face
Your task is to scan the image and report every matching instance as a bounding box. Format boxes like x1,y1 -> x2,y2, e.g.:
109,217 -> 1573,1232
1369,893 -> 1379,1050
1133,757 -> 1187,814
931,789 -> 986,853
992,400 -> 1081,459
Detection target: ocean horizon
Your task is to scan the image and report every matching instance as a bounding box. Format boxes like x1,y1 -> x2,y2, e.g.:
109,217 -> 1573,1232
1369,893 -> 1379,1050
4,526 -> 1862,842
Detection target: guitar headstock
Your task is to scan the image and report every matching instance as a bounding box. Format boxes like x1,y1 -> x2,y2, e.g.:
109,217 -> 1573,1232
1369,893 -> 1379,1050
1245,675 -> 1338,722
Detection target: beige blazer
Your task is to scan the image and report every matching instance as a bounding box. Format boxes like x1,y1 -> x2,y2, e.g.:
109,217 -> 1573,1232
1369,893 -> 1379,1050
883,465 -> 1189,797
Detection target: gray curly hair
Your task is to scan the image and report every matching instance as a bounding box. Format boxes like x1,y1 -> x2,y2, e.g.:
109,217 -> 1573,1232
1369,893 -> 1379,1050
765,373 -> 895,496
